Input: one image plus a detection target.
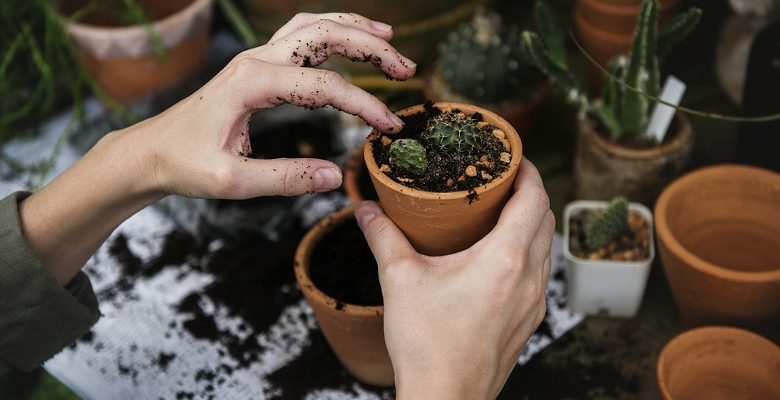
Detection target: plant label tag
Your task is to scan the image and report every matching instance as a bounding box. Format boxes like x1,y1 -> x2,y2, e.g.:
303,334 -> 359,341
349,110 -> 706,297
646,75 -> 687,143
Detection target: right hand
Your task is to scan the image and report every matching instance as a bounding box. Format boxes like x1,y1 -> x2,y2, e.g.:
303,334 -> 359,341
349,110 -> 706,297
356,159 -> 555,399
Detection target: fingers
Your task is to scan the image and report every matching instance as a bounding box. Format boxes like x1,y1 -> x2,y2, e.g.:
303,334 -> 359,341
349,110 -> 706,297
355,201 -> 417,271
209,155 -> 343,199
489,159 -> 551,249
541,254 -> 552,291
231,59 -> 404,133
528,209 -> 556,276
269,12 -> 393,43
246,19 -> 416,81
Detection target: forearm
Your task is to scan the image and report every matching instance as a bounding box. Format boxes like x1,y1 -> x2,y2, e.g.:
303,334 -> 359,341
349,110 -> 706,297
18,127 -> 165,285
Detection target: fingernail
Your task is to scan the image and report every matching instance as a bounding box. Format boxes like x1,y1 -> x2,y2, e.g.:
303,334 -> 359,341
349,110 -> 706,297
355,202 -> 378,228
389,112 -> 404,128
313,167 -> 342,191
370,21 -> 392,32
398,54 -> 417,69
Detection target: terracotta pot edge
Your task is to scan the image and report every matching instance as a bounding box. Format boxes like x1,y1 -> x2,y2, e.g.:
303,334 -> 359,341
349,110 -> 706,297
579,112 -> 694,160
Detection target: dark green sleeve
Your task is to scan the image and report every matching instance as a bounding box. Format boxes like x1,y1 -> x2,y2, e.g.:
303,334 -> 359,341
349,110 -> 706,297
0,192 -> 100,373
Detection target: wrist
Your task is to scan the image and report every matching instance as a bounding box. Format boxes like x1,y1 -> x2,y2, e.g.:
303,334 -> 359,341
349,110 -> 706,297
395,367 -> 490,400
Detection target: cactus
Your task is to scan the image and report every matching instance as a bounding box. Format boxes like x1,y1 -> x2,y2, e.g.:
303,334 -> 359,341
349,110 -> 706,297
585,197 -> 629,250
436,8 -> 536,104
389,139 -> 428,176
521,0 -> 701,143
422,112 -> 484,155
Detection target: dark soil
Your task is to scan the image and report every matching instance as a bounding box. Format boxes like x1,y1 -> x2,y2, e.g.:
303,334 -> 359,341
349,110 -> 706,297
308,218 -> 382,306
247,113 -> 341,161
568,209 -> 651,261
371,102 -> 511,192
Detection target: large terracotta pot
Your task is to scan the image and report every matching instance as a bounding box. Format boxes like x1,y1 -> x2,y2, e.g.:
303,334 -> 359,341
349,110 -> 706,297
657,326 -> 780,400
59,0 -> 212,102
654,165 -> 780,332
574,112 -> 694,205
423,65 -> 552,137
294,206 -> 393,386
364,102 -> 523,256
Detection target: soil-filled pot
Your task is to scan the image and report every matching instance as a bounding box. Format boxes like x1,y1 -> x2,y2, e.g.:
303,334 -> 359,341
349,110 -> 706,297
574,112 -> 694,205
58,0 -> 212,102
563,200 -> 655,317
364,102 -> 523,256
294,206 -> 392,386
657,326 -> 780,400
424,66 -> 551,137
655,165 -> 780,332
343,143 -> 379,204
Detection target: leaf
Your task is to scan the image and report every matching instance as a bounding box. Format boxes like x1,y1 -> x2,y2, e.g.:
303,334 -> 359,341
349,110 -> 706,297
658,8 -> 702,58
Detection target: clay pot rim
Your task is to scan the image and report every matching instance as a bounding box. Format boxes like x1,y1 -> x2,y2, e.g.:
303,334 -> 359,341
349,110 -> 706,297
654,164 -> 780,282
364,102 -> 523,200
579,111 -> 694,161
563,200 -> 655,266
59,0 -> 210,34
656,325 -> 780,400
294,205 -> 384,317
423,62 -> 553,119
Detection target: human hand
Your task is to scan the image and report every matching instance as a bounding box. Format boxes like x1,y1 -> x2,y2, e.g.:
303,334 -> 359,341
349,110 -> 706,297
122,12 -> 416,200
355,159 -> 554,399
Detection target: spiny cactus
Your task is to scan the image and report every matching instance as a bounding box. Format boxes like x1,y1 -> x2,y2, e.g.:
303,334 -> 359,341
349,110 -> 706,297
521,0 -> 701,143
422,112 -> 484,155
436,7 -> 536,104
586,197 -> 629,250
389,139 -> 428,176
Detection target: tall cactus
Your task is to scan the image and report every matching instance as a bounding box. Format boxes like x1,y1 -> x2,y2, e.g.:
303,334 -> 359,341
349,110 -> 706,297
521,0 -> 701,143
585,197 -> 629,250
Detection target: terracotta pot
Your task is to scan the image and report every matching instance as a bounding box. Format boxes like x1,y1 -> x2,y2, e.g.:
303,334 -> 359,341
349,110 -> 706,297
59,0 -> 212,102
657,326 -> 780,400
655,165 -> 780,332
241,0 -> 472,72
343,143 -> 378,204
364,102 -> 523,256
423,64 -> 552,137
294,206 -> 393,386
573,112 -> 694,205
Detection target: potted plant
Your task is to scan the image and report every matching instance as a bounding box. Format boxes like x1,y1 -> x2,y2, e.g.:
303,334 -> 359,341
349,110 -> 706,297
294,205 -> 393,386
522,0 -> 701,204
56,0 -> 213,102
363,101 -> 522,256
654,164 -> 780,332
563,197 -> 655,317
423,7 -> 550,136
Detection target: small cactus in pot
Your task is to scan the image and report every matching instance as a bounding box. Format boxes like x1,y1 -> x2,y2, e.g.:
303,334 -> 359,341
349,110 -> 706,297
421,112 -> 485,155
389,139 -> 428,176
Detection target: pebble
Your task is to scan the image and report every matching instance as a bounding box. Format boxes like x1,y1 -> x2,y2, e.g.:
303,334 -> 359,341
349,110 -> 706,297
380,136 -> 393,146
492,129 -> 506,140
465,165 -> 477,177
480,171 -> 493,180
446,178 -> 455,187
499,152 -> 511,163
379,164 -> 391,173
457,175 -> 466,182
499,138 -> 511,151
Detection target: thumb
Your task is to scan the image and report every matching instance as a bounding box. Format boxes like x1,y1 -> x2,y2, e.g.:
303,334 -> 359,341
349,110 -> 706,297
355,201 -> 417,272
225,157 -> 342,198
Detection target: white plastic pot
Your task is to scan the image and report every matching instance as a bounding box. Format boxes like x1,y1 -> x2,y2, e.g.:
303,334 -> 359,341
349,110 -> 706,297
563,200 -> 655,318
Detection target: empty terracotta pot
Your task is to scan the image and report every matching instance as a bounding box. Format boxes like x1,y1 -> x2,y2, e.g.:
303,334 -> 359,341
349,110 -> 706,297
657,326 -> 780,400
364,102 -> 523,256
294,206 -> 393,386
574,112 -> 694,205
655,165 -> 780,331
59,0 -> 212,102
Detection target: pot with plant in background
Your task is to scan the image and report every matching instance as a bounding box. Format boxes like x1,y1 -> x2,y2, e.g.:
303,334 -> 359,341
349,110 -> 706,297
294,205 -> 392,386
57,0 -> 213,102
523,0 -> 701,205
563,197 -> 655,317
364,102 -> 522,256
423,7 -> 550,136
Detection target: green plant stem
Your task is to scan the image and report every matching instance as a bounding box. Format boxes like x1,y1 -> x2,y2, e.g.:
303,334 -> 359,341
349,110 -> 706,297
217,0 -> 258,47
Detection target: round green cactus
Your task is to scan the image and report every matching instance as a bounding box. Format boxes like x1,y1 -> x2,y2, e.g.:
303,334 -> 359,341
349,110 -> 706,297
585,197 -> 629,250
437,7 -> 535,104
389,138 -> 428,176
422,112 -> 483,155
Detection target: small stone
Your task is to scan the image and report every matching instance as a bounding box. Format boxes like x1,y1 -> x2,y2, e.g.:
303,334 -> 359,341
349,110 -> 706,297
480,171 -> 493,180
477,121 -> 491,129
457,175 -> 466,182
492,129 -> 506,140
446,178 -> 455,187
380,136 -> 393,146
379,164 -> 391,173
397,177 -> 415,183
499,138 -> 511,151
499,152 -> 511,163
480,155 -> 490,163
465,165 -> 477,177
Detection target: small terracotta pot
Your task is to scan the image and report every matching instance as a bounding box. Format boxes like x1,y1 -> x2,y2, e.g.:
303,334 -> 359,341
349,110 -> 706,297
573,112 -> 694,205
364,102 -> 522,256
423,64 -> 552,137
657,326 -> 780,400
655,165 -> 780,331
294,206 -> 393,386
59,0 -> 212,102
